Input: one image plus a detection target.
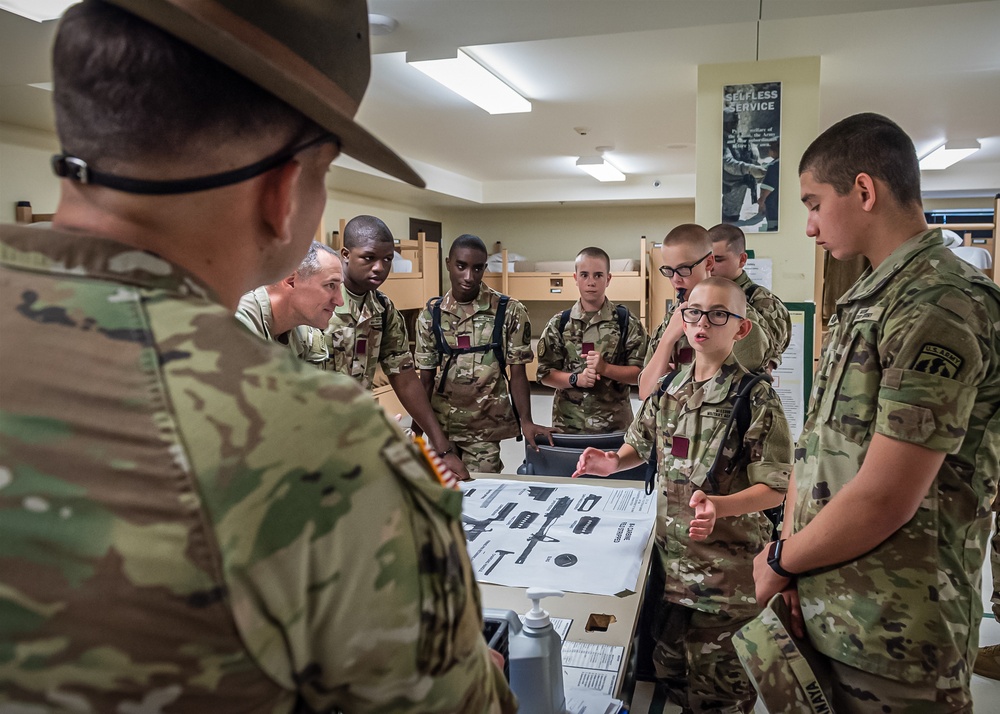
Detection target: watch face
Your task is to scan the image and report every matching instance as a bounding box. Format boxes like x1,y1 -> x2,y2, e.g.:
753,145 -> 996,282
569,373 -> 578,387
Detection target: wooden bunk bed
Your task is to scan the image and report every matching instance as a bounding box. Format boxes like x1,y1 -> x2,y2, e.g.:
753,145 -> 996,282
482,236 -> 649,329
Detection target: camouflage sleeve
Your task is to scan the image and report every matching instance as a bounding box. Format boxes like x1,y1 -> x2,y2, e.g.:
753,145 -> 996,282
288,326 -> 331,367
176,351 -> 515,713
750,293 -> 792,362
733,304 -> 773,372
644,318 -> 668,367
413,306 -> 440,370
624,394 -> 658,461
378,299 -> 416,375
875,289 -> 986,453
503,298 -> 533,365
744,383 -> 793,491
234,292 -> 266,339
624,312 -> 649,367
534,312 -> 566,381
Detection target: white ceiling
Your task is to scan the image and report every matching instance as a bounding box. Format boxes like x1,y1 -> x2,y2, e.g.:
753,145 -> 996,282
2,0 -> 998,209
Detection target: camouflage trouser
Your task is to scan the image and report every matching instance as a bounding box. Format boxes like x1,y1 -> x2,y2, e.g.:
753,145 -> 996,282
829,660 -> 971,713
991,508 -> 1000,619
651,601 -> 756,714
456,441 -> 502,474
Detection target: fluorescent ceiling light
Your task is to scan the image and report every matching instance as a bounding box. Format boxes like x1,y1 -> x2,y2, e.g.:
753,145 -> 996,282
28,82 -> 53,91
0,0 -> 78,22
919,140 -> 980,170
576,156 -> 626,182
408,50 -> 530,115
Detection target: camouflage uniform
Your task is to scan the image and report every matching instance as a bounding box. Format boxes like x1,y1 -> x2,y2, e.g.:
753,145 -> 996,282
646,299 -> 775,373
235,286 -> 332,369
325,284 -> 414,389
0,225 -> 516,714
536,299 -> 648,434
626,354 -> 792,712
414,285 -> 532,474
793,229 -> 1000,708
733,271 -> 791,367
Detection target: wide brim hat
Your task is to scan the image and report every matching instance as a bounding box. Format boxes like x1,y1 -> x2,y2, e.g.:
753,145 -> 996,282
104,0 -> 424,188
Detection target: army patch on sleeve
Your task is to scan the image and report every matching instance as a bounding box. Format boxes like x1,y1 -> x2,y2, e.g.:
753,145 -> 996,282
912,343 -> 963,378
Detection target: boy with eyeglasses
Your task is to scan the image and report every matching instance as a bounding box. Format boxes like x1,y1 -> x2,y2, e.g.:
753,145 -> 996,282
574,277 -> 792,713
640,223 -> 773,399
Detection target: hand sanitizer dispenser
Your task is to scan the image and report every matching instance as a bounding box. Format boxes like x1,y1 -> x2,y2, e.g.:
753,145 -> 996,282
508,588 -> 568,714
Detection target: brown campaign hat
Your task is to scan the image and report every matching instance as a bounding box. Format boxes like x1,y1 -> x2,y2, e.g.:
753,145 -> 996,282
104,0 -> 424,188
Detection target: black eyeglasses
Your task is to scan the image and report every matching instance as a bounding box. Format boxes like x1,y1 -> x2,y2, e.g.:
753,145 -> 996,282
680,307 -> 744,326
659,252 -> 712,278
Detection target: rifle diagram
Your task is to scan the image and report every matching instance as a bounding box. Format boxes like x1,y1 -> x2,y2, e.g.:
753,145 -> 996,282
516,496 -> 572,564
458,480 -> 656,596
462,501 -> 516,542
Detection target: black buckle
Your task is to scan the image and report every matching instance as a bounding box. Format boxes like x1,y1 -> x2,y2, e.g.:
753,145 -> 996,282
52,154 -> 90,184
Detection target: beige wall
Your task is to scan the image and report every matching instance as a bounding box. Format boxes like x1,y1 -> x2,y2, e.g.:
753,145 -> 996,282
0,124 -> 61,223
440,203 -> 695,261
696,57 -> 821,303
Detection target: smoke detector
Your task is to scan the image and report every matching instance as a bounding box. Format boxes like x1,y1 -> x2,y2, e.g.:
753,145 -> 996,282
368,14 -> 398,35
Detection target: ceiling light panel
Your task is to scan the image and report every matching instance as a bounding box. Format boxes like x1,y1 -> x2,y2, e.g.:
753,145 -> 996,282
1,0 -> 78,22
919,140 -> 981,171
408,50 -> 531,115
576,156 -> 626,182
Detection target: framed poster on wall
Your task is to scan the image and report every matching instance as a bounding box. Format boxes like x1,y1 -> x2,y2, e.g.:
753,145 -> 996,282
722,81 -> 781,233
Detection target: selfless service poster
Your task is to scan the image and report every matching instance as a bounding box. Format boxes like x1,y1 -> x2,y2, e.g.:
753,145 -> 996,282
721,82 -> 781,232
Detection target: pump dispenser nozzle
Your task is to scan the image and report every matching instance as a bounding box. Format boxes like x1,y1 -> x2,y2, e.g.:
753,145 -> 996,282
524,588 -> 564,628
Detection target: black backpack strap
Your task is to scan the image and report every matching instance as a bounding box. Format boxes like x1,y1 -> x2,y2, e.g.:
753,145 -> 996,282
558,308 -> 571,334
373,289 -> 389,319
492,295 -> 523,441
703,371 -> 771,495
428,296 -> 460,395
644,370 -> 679,495
613,303 -> 630,365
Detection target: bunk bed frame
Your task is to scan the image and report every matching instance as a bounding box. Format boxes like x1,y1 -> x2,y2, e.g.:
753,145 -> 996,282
482,236 -> 649,330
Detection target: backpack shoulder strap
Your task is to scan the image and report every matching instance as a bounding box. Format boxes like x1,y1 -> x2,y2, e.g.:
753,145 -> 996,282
703,371 -> 772,494
558,308 -> 571,334
427,296 -> 449,356
613,303 -> 630,364
492,294 -> 510,368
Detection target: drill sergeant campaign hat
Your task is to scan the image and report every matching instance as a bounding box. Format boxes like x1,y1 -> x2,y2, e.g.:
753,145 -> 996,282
52,0 -> 424,192
732,593 -> 834,714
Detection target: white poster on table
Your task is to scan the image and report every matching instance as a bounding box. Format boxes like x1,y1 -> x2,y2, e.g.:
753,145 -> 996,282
460,480 -> 655,596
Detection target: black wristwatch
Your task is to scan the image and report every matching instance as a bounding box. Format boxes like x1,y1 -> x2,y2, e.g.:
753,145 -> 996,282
569,372 -> 579,388
767,539 -> 796,578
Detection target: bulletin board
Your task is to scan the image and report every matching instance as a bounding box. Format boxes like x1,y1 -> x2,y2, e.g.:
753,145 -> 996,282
771,302 -> 814,442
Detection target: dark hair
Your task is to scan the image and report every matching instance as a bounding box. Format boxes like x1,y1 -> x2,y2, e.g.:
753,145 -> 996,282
297,241 -> 338,278
449,234 -> 488,259
799,113 -> 922,207
663,223 -> 711,252
708,223 -> 746,254
52,1 -> 319,168
576,247 -> 611,271
343,215 -> 394,249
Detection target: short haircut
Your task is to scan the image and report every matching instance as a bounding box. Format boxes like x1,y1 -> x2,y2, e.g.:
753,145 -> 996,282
689,277 -> 747,315
297,241 -> 338,278
52,1 -> 320,169
799,113 -> 922,207
449,234 -> 488,259
708,223 -> 746,254
343,215 -> 394,249
662,223 -> 711,254
576,247 -> 611,272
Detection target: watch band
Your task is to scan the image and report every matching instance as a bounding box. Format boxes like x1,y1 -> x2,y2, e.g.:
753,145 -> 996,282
767,539 -> 796,578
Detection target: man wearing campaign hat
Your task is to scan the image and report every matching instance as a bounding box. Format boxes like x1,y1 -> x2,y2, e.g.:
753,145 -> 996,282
0,1 -> 515,712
